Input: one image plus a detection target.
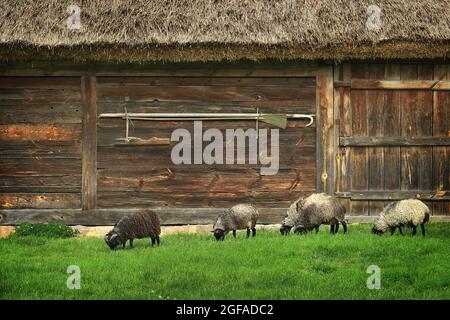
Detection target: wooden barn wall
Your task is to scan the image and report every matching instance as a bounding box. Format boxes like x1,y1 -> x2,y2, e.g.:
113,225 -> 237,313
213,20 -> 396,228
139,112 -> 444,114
0,77 -> 82,209
0,61 -> 448,225
334,63 -> 450,216
96,76 -> 317,209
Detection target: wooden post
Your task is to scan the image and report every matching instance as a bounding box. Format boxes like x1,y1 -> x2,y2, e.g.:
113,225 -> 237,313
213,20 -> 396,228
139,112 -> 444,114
316,65 -> 335,194
81,76 -> 97,211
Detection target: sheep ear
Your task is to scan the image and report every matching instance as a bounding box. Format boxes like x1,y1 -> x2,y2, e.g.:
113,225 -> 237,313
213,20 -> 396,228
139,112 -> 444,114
110,234 -> 118,240
210,230 -> 215,233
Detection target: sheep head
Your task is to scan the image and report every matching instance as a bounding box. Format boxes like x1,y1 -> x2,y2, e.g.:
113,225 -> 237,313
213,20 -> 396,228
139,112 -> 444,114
104,231 -> 121,250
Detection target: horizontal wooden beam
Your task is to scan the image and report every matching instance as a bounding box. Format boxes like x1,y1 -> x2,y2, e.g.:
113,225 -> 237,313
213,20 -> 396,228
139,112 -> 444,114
0,208 -> 288,226
335,191 -> 450,201
0,61 -> 319,77
334,80 -> 450,90
2,209 -> 449,226
340,136 -> 450,147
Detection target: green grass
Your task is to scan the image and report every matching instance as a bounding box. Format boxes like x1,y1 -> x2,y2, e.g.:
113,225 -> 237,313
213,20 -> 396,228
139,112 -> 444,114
1,223 -> 449,300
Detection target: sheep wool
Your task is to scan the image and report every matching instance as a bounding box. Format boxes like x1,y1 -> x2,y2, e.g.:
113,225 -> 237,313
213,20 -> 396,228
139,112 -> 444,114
105,210 -> 161,250
294,193 -> 347,234
373,199 -> 430,236
213,204 -> 259,240
282,199 -> 302,228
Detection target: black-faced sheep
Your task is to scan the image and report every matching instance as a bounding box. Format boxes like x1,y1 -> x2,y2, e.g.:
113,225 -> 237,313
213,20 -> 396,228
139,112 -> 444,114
280,199 -> 302,235
372,199 -> 430,237
292,193 -> 347,235
212,204 -> 259,241
104,210 -> 161,250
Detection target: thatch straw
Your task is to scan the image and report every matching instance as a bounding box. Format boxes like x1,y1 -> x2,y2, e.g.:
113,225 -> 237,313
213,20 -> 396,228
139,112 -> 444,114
0,0 -> 449,62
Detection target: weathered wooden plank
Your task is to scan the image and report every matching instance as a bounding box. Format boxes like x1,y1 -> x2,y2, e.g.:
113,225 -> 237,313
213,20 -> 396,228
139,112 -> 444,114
433,65 -> 450,215
0,176 -> 81,193
432,81 -> 450,90
400,65 -> 419,191
0,124 -> 81,142
0,207 -> 290,225
97,85 -> 315,102
97,169 -> 316,193
0,193 -> 81,209
0,158 -> 81,176
81,76 -> 97,211
0,61 -> 319,77
0,77 -> 80,88
0,103 -> 82,124
417,65 -> 434,192
383,65 -> 401,193
349,79 -> 450,90
335,63 -> 351,211
96,191 -> 313,209
97,77 -> 316,87
367,64 -> 385,215
0,141 -> 81,157
3,209 -> 450,226
340,136 -> 450,146
0,88 -> 81,103
336,191 -> 449,201
349,63 -> 369,215
97,145 -> 316,171
316,66 -> 334,193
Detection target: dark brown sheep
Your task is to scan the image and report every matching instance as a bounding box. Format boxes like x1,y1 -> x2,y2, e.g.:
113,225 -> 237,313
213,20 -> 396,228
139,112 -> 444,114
104,210 -> 161,250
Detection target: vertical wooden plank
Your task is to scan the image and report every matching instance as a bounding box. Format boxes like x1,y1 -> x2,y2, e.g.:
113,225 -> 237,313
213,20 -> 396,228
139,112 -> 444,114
316,65 -> 334,194
336,63 -> 351,211
433,65 -> 449,215
367,64 -> 385,215
384,64 -> 401,203
350,63 -> 369,215
400,65 -> 419,192
417,65 -> 434,195
81,75 -> 97,211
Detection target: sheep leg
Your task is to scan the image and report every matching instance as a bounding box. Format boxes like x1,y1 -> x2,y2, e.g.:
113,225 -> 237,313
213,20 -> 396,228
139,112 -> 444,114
341,221 -> 348,234
122,241 -> 126,249
334,223 -> 340,233
246,228 -> 250,238
315,226 -> 319,233
156,236 -> 160,246
233,230 -> 237,238
411,226 -> 417,236
129,239 -> 134,248
252,227 -> 256,237
330,224 -> 335,234
398,226 -> 404,236
420,223 -> 426,237
151,237 -> 156,246
390,227 -> 396,235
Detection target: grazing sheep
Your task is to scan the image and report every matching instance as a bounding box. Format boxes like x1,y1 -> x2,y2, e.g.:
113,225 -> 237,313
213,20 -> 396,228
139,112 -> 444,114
372,199 -> 430,237
292,193 -> 347,235
212,204 -> 259,241
280,199 -> 302,235
104,210 -> 161,250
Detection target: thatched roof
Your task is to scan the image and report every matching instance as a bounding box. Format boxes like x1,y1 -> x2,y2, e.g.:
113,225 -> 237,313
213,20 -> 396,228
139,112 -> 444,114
0,0 -> 449,62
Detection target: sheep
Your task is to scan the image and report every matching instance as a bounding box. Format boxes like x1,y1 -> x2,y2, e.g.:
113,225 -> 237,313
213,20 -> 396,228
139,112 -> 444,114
280,199 -> 302,235
372,199 -> 430,237
212,204 -> 259,241
104,210 -> 161,250
292,193 -> 347,235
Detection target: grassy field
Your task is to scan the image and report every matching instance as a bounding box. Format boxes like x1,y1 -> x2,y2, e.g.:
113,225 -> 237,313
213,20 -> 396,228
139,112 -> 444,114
1,223 -> 449,300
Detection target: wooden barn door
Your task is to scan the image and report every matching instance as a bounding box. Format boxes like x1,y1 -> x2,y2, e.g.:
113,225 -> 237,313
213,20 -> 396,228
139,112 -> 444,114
0,77 -> 83,210
335,63 -> 450,216
96,74 -> 317,223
